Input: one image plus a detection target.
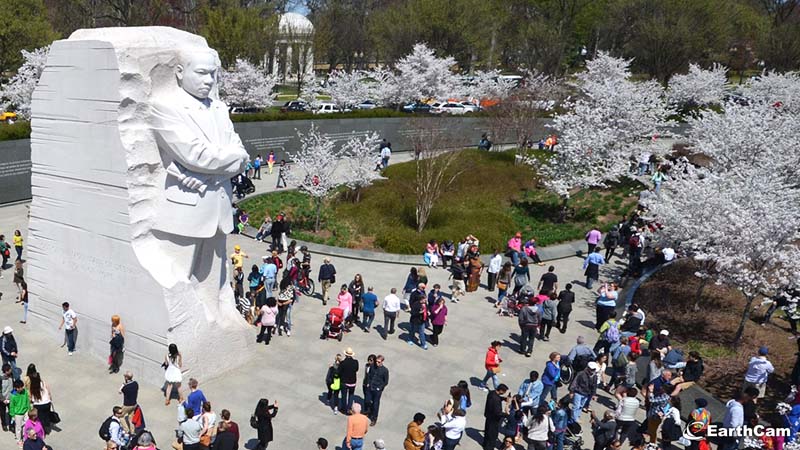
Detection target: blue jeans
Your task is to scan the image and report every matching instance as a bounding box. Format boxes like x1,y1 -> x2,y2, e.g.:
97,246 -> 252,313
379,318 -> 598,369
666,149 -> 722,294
482,370 -> 500,389
409,321 -> 426,347
553,431 -> 565,450
586,276 -> 595,289
654,181 -> 662,195
264,278 -> 275,293
343,437 -> 364,450
497,288 -> 507,305
511,251 -> 520,266
571,392 -> 587,423
65,328 -> 76,352
638,162 -> 649,176
362,312 -> 375,331
542,383 -> 558,403
366,388 -> 383,421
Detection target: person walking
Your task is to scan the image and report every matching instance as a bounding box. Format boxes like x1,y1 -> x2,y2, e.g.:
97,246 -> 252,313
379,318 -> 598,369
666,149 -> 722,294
163,343 -> 183,405
9,379 -> 30,446
382,288 -> 401,339
429,298 -> 448,347
496,263 -> 513,308
742,346 -> 774,403
109,315 -> 125,374
318,258 -> 337,306
185,378 -> 208,417
361,287 -> 379,333
344,403 -> 369,450
1,327 -> 18,373
482,384 -> 508,450
518,301 -> 541,357
253,154 -> 262,179
487,250 -> 502,292
449,262 -> 466,303
569,362 -> 599,423
537,266 -> 558,295
57,302 -> 78,355
512,259 -> 530,295
555,284 -> 575,333
118,371 -> 139,434
540,292 -> 557,341
366,355 -> 388,426
582,249 -> 605,289
404,413 -> 426,450
603,227 -> 620,262
276,160 -> 288,188
480,341 -> 503,391
270,215 -> 285,253
525,405 -> 555,450
339,348 -> 359,414
267,151 -> 275,174
585,228 -> 602,254
253,398 -> 279,450
13,260 -> 24,294
256,297 -> 278,345
13,230 -> 23,262
407,286 -> 428,350
541,352 -> 562,403
1,364 -> 13,432
17,281 -> 28,324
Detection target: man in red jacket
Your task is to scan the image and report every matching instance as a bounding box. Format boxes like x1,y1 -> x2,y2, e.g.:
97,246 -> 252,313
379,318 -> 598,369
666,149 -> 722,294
479,341 -> 503,391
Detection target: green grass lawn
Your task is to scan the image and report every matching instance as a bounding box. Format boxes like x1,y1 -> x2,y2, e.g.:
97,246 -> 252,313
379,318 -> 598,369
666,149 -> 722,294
240,149 -> 642,254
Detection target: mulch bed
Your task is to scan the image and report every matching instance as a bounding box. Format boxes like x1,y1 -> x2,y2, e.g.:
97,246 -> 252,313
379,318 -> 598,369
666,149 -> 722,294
632,259 -> 796,419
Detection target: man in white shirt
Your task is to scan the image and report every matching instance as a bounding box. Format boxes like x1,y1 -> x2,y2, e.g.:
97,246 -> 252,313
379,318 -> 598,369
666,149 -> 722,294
487,251 -> 503,292
57,301 -> 78,355
179,407 -> 203,448
380,144 -> 391,169
441,408 -> 466,449
382,288 -> 401,339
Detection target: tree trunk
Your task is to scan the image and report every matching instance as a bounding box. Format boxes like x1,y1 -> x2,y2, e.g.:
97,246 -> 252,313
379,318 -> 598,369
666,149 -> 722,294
314,198 -> 322,232
733,293 -> 757,347
693,277 -> 708,311
355,187 -> 361,203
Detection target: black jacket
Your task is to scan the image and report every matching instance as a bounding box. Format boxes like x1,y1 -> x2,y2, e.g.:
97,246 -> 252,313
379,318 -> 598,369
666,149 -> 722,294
370,365 -> 390,391
683,359 -> 704,382
409,300 -> 425,324
212,430 -> 239,450
620,313 -> 642,333
270,220 -> 284,238
1,334 -> 17,357
338,356 -> 359,385
557,290 -> 575,313
569,369 -> 597,396
325,365 -> 339,387
592,418 -> 617,447
483,391 -> 506,420
318,263 -> 336,282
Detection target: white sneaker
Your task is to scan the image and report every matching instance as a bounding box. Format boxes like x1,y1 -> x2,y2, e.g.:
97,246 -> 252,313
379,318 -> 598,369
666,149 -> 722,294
286,330 -> 291,337
68,352 -> 73,356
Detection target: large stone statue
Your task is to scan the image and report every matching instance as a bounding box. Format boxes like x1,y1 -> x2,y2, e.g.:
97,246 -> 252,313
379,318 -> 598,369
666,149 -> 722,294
26,27 -> 253,384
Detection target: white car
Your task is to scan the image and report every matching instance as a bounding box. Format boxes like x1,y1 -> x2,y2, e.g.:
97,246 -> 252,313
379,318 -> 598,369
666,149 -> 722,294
313,102 -> 343,114
459,101 -> 481,113
436,102 -> 468,115
354,100 -> 378,110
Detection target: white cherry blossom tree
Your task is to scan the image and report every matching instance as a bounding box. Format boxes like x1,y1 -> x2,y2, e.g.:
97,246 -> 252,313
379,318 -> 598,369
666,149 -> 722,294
284,125 -> 343,232
395,42 -> 461,101
218,58 -> 277,109
0,46 -> 49,119
341,131 -> 381,202
667,63 -> 730,107
740,71 -> 800,114
326,70 -> 369,110
534,52 -> 674,198
366,67 -> 407,109
299,71 -> 325,109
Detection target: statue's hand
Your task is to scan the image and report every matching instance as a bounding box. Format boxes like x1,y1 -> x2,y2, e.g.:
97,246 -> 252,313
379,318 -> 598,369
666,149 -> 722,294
181,174 -> 206,190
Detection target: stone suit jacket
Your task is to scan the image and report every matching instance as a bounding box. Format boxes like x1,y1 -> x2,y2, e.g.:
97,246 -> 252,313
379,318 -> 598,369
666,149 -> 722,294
150,91 -> 248,238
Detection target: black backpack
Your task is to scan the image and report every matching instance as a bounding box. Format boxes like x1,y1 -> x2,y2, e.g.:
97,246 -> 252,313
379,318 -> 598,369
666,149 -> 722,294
99,416 -> 117,441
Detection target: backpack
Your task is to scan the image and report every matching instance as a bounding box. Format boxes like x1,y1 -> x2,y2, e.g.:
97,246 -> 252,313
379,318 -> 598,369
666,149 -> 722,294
613,349 -> 628,369
628,234 -> 640,248
604,321 -> 620,343
99,416 -> 117,441
572,353 -> 591,372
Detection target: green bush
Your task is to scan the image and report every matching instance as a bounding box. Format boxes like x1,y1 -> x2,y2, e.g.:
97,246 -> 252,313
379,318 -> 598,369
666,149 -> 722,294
240,149 -> 642,254
0,122 -> 31,141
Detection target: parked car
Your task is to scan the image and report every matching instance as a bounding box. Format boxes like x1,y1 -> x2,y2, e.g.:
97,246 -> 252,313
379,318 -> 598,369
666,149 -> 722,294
354,100 -> 378,110
459,101 -> 481,113
402,102 -> 433,113
434,102 -> 467,115
280,100 -> 308,113
229,106 -> 262,114
313,102 -> 344,114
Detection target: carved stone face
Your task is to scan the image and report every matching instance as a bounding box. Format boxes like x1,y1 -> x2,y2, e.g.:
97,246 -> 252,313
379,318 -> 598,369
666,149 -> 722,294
176,51 -> 217,100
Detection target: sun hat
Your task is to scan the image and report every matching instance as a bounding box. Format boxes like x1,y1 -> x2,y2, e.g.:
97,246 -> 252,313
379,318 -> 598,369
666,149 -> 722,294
344,347 -> 355,357
587,361 -> 599,371
2,326 -> 11,335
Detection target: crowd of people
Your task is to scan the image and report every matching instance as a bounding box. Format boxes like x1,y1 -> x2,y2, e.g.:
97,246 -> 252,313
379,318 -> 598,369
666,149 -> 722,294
1,183 -> 796,450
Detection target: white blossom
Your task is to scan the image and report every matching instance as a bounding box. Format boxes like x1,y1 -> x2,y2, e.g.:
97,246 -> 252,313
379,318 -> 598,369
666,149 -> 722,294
299,71 -> 325,109
285,124 -> 341,199
740,71 -> 800,114
668,63 -> 730,106
341,131 -> 382,199
366,67 -> 405,108
326,70 -> 369,109
0,46 -> 49,119
464,70 -> 517,103
535,52 -> 673,196
395,42 -> 461,101
218,58 -> 277,108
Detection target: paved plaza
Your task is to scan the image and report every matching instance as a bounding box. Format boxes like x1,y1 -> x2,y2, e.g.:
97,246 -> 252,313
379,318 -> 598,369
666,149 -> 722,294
0,201 -> 627,449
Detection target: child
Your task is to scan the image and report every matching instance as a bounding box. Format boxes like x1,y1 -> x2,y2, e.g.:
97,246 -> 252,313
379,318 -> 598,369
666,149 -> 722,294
10,379 -> 30,445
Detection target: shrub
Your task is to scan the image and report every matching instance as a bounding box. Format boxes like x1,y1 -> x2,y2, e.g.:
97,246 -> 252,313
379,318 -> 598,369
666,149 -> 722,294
0,122 -> 31,141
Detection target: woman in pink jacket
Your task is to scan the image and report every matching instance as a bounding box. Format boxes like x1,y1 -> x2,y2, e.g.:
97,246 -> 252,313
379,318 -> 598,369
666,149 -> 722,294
337,284 -> 354,329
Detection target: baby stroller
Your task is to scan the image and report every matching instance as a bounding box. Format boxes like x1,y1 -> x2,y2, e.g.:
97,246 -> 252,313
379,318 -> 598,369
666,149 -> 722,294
501,286 -> 536,316
564,422 -> 584,450
321,307 -> 345,341
231,174 -> 256,199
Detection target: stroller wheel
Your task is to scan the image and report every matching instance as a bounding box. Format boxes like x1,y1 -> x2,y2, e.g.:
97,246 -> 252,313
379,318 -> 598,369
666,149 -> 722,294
337,333 -> 343,342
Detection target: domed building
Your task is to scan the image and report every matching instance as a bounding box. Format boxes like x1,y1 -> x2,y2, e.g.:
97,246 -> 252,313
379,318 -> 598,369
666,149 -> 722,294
269,12 -> 314,83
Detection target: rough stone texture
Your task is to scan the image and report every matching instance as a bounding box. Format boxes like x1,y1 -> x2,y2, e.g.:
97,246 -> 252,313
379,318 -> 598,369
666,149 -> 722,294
27,27 -> 252,385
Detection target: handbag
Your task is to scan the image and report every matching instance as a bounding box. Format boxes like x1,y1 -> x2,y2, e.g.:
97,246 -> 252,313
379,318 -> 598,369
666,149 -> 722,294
49,408 -> 61,425
497,280 -> 508,290
491,366 -> 501,374
199,433 -> 211,447
250,414 -> 258,429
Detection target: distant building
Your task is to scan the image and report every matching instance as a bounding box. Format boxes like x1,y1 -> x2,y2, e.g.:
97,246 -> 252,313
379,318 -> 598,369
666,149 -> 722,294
268,12 -> 314,83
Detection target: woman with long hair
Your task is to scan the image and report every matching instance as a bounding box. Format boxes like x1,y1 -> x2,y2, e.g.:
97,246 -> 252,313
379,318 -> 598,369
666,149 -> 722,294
253,398 -> 279,450
512,258 -> 530,295
29,372 -> 52,432
525,405 -> 554,450
199,401 -> 218,449
402,267 -> 419,309
496,262 -> 513,307
348,274 -> 365,324
23,363 -> 37,392
163,343 -> 183,405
